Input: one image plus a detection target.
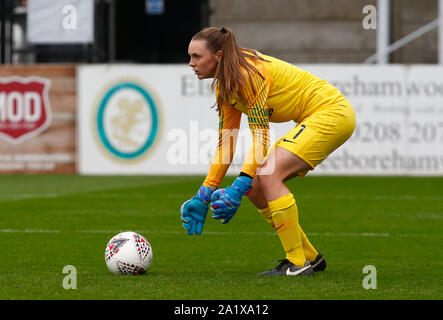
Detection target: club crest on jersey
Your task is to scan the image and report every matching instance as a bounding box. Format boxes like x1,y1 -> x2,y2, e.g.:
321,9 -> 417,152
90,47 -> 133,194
94,79 -> 160,162
0,76 -> 52,144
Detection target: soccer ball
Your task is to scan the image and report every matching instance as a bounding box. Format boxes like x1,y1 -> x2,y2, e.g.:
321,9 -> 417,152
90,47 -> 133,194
105,231 -> 153,275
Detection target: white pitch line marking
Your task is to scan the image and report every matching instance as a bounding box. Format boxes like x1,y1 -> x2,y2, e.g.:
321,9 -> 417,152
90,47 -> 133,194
0,229 -> 441,238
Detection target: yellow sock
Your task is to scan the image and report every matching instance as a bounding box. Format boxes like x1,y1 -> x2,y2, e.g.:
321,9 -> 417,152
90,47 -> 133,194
268,193 -> 306,267
259,204 -> 318,262
258,207 -> 274,228
299,225 -> 318,262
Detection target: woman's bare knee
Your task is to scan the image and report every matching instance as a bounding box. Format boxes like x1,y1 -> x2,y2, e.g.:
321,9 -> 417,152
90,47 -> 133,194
247,176 -> 268,209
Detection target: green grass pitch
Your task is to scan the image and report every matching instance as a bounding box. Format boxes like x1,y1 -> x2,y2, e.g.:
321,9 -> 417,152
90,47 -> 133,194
0,175 -> 441,300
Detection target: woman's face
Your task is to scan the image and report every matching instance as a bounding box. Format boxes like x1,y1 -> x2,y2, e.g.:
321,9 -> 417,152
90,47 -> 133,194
188,39 -> 221,79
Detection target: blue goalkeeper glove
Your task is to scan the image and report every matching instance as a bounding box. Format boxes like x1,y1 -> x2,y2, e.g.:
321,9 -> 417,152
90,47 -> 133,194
210,176 -> 253,224
180,185 -> 215,235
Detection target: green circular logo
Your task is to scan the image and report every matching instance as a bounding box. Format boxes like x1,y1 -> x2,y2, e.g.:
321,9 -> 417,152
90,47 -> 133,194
96,82 -> 159,159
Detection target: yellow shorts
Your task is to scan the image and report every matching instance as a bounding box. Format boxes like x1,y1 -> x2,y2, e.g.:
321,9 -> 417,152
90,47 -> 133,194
272,101 -> 356,177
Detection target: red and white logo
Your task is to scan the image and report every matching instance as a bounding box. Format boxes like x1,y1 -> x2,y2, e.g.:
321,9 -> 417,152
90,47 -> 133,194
0,76 -> 52,144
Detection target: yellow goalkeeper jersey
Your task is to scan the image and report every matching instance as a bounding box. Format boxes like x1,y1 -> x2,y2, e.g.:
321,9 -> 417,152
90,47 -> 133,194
203,53 -> 347,187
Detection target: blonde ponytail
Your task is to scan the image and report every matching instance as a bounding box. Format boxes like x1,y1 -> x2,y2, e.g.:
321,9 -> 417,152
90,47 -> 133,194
192,27 -> 266,110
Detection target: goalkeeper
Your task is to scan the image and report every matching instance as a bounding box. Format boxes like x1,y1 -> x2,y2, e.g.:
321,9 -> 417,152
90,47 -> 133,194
180,27 -> 355,276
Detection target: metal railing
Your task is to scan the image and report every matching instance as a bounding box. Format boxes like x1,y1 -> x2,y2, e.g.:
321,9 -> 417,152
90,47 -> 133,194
366,0 -> 442,64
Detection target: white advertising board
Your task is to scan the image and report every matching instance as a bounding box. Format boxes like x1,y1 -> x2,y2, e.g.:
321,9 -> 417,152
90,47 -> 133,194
78,65 -> 247,175
309,65 -> 443,176
77,64 -> 443,176
27,0 -> 94,44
